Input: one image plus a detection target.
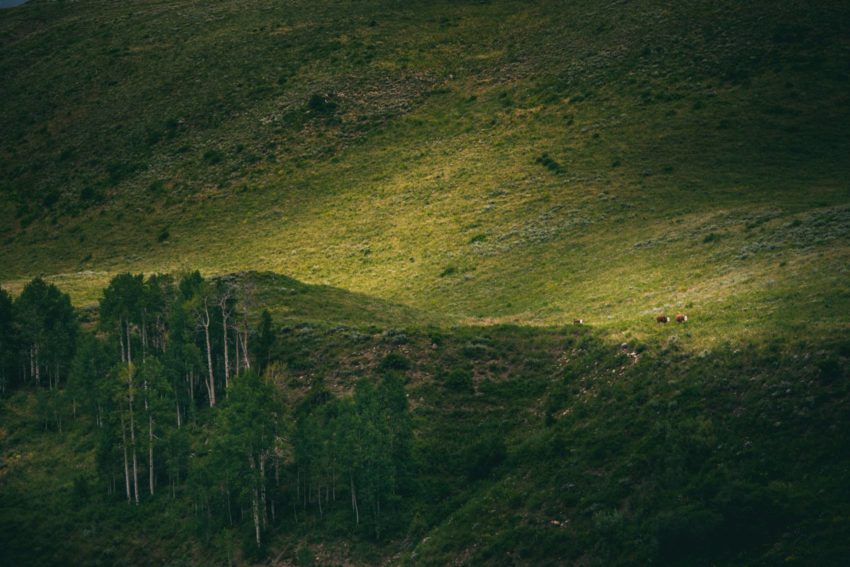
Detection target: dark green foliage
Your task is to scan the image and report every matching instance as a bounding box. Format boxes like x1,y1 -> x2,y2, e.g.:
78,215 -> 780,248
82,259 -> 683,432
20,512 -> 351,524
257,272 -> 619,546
0,289 -> 18,393
378,352 -> 410,373
201,370 -> 281,547
307,93 -> 338,115
202,149 -> 224,165
68,332 -> 114,425
13,277 -> 78,390
252,309 -> 276,375
443,367 -> 473,393
535,153 -> 563,174
106,160 -> 141,186
291,374 -> 414,540
465,431 -> 506,481
178,270 -> 203,300
79,186 -> 103,204
817,357 -> 842,384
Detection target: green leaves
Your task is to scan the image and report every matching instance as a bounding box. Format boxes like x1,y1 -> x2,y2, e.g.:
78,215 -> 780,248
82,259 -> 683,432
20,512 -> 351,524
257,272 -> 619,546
14,277 -> 78,388
291,374 -> 414,538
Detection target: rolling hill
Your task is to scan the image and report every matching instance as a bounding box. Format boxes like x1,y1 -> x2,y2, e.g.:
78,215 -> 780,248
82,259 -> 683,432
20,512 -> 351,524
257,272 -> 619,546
1,0 -> 848,345
1,1 -> 850,565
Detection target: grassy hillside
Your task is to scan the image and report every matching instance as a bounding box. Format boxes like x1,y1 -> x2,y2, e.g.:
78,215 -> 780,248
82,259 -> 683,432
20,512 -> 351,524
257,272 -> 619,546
2,321 -> 849,565
1,0 -> 848,344
1,1 -> 849,564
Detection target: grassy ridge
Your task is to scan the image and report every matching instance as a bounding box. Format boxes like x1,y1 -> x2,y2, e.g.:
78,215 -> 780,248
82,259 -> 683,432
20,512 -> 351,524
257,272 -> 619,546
1,0 -> 849,344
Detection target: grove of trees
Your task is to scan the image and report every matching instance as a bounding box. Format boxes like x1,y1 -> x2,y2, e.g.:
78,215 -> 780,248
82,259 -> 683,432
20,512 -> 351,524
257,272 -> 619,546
0,273 -> 413,552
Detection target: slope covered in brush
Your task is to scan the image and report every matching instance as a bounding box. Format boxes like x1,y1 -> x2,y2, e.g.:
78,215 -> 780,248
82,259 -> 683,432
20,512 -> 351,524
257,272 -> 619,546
1,0 -> 848,341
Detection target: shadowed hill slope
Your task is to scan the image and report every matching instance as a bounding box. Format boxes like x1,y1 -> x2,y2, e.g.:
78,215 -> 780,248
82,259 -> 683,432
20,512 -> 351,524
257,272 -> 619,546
1,321 -> 849,565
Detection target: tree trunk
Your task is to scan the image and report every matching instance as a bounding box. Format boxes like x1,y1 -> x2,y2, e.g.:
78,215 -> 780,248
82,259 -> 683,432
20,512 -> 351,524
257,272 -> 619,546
250,456 -> 261,547
119,321 -> 126,364
34,344 -> 40,387
260,456 -> 268,528
128,367 -> 140,505
141,313 -> 147,361
350,475 -> 360,526
202,301 -> 215,407
221,306 -> 230,390
148,413 -> 155,496
234,326 -> 240,375
126,320 -> 132,366
187,371 -> 194,405
317,482 -> 323,518
241,328 -> 251,370
121,415 -> 131,504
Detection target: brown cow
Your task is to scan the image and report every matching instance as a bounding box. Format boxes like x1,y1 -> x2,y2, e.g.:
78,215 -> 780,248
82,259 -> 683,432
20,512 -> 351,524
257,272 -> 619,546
675,314 -> 688,323
656,315 -> 670,323
573,319 -> 584,325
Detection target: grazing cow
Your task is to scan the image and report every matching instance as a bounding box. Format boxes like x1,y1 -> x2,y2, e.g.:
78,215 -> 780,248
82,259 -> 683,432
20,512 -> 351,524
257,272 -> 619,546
573,319 -> 584,325
675,314 -> 688,323
656,315 -> 670,323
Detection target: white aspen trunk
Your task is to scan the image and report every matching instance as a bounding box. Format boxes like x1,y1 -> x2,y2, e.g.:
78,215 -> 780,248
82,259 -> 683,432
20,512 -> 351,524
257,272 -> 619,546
122,415 -> 131,504
128,367 -> 139,505
350,475 -> 360,526
132,436 -> 140,504
202,301 -> 215,407
250,456 -> 261,547
176,398 -> 181,429
260,456 -> 268,528
241,327 -> 251,370
126,320 -> 132,366
234,326 -> 240,375
187,371 -> 194,405
148,413 -> 155,496
34,344 -> 40,387
221,306 -> 230,390
142,366 -> 153,496
119,321 -> 126,364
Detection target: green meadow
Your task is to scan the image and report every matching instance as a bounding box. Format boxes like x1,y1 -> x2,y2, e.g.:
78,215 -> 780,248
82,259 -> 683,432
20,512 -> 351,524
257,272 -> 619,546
2,0 -> 848,346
